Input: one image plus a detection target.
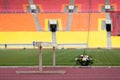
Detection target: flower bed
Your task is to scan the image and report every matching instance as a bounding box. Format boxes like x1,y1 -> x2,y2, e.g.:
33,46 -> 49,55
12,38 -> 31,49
75,54 -> 93,66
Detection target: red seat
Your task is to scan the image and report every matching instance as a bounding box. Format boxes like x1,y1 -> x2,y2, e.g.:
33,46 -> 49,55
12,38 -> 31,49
75,0 -> 89,12
91,0 -> 105,12
110,11 -> 120,36
110,0 -> 120,11
34,0 -> 70,12
0,0 -> 6,12
7,0 -> 28,13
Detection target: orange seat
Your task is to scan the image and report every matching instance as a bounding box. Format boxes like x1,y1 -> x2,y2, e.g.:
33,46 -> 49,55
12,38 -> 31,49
90,13 -> 106,31
0,14 -> 36,31
71,13 -> 105,31
37,13 -> 68,31
71,13 -> 89,31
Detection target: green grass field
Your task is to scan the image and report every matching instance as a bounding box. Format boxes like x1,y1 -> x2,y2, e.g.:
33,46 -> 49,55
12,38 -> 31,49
0,49 -> 120,66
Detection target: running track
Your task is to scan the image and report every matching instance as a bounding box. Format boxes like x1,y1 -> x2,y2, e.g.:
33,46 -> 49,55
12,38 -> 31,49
0,67 -> 120,80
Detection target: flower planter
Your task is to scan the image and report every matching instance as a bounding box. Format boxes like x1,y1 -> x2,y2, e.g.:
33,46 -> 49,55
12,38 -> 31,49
75,54 -> 93,66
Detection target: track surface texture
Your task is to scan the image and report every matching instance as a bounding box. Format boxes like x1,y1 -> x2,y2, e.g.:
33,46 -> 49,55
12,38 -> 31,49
0,67 -> 120,80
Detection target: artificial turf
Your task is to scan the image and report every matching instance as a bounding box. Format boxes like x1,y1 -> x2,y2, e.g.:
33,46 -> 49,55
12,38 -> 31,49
0,49 -> 120,66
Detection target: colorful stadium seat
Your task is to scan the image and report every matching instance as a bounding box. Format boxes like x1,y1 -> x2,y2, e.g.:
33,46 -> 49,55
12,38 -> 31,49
71,13 -> 89,31
34,0 -> 70,12
0,0 -> 6,12
0,0 -> 28,13
91,0 -> 105,12
0,14 -> 36,31
0,0 -> 120,48
90,13 -> 106,31
110,11 -> 120,36
56,32 -> 88,44
37,13 -> 68,31
111,36 -> 120,48
110,0 -> 120,11
7,0 -> 28,13
75,0 -> 89,12
0,32 -> 52,48
75,0 -> 105,12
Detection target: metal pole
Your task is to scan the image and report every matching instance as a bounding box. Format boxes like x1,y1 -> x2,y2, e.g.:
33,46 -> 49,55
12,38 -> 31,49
39,46 -> 42,72
53,46 -> 56,66
52,32 -> 57,66
86,0 -> 91,48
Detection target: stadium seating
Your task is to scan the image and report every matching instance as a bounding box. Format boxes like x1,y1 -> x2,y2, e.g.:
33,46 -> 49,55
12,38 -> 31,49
0,0 -> 120,13
0,0 -> 28,13
118,17 -> 120,35
91,0 -> 105,12
88,31 -> 107,48
88,13 -> 107,48
71,13 -> 89,31
90,13 -> 106,31
56,32 -> 88,44
110,12 -> 118,36
0,32 -> 52,48
0,14 -> 36,31
75,0 -> 105,12
68,13 -> 106,31
0,0 -> 120,48
75,0 -> 89,12
0,0 -> 5,12
37,13 -> 68,31
110,11 -> 120,36
34,0 -> 70,12
7,0 -> 28,13
111,36 -> 120,48
110,0 -> 120,11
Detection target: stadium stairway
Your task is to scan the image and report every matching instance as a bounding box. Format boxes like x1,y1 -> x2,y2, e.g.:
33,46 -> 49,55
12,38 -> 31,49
70,0 -> 74,5
66,13 -> 73,31
32,13 -> 41,31
29,0 -> 34,4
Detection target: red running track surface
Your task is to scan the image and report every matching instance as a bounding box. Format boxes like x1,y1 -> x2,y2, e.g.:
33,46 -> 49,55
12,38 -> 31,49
0,67 -> 120,80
